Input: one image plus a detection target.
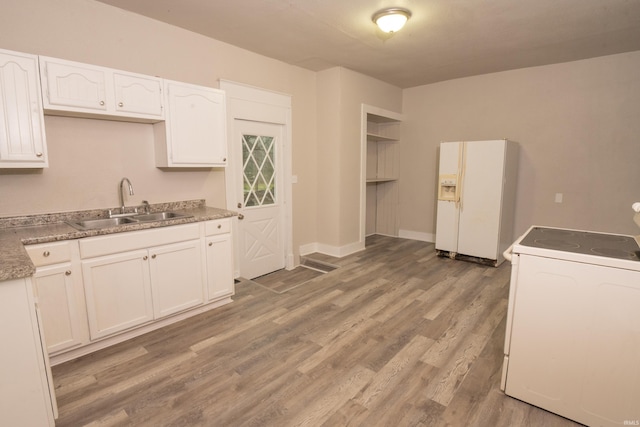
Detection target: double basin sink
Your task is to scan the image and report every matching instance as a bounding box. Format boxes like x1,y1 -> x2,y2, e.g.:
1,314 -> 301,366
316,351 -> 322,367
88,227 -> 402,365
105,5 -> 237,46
68,211 -> 192,231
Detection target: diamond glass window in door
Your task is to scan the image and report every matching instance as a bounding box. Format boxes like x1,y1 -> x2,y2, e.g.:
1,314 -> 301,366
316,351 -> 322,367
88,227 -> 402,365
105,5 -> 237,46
242,134 -> 276,207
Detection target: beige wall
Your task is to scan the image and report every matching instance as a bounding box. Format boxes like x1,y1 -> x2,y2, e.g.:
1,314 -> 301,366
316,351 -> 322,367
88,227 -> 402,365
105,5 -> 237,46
401,50 -> 640,238
0,0 -> 318,255
316,67 -> 402,250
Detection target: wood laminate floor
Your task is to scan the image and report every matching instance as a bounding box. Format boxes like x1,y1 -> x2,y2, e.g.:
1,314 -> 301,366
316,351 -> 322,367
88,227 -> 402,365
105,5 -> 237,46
52,235 -> 582,427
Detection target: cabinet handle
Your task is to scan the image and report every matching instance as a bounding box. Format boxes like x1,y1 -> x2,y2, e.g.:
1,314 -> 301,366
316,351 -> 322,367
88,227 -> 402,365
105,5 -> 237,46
65,270 -> 71,276
99,100 -> 105,106
118,102 -> 124,107
208,242 -> 213,246
143,255 -> 148,260
36,152 -> 43,157
152,254 -> 157,259
43,250 -> 50,257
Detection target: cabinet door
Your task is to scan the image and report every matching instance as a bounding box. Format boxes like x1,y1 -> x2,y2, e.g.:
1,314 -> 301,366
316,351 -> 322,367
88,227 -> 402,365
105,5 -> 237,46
0,49 -> 48,168
149,240 -> 204,319
158,80 -> 227,167
39,56 -> 108,112
113,72 -> 163,118
205,233 -> 234,301
82,250 -> 153,340
33,263 -> 88,354
0,278 -> 56,426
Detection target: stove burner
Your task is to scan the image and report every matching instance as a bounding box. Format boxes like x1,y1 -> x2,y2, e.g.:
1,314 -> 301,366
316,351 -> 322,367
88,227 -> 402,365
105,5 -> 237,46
533,239 -> 580,250
537,228 -> 577,237
591,247 -> 639,260
585,234 -> 628,243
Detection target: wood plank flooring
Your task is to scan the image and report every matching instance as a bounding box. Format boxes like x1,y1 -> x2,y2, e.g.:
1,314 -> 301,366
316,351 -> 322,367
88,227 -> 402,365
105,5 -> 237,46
252,266 -> 326,294
52,235 -> 583,426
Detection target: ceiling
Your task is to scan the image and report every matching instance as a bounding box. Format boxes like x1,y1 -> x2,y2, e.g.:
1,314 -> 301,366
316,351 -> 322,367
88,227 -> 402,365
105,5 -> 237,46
95,0 -> 640,88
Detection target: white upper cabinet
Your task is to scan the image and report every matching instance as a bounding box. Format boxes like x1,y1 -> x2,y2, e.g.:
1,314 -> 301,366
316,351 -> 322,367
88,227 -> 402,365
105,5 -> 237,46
113,71 -> 164,117
154,80 -> 227,168
39,56 -> 164,122
0,49 -> 48,168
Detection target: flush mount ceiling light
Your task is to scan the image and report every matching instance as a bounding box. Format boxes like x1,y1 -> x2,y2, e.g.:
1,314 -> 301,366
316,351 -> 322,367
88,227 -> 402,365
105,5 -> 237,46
372,7 -> 412,33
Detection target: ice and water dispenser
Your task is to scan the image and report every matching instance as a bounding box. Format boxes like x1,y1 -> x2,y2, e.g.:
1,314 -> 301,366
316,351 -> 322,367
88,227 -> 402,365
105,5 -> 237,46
438,174 -> 459,201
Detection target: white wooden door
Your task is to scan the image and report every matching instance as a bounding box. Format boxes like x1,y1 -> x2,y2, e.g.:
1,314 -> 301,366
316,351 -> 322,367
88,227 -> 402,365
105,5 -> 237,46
235,120 -> 285,279
148,240 -> 204,319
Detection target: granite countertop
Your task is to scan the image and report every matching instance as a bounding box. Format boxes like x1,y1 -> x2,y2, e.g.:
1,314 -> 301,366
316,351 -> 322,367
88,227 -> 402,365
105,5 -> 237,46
0,200 -> 237,282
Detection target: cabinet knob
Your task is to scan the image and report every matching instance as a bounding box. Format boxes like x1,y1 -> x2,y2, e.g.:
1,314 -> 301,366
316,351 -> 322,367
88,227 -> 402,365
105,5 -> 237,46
152,254 -> 157,259
143,255 -> 148,261
36,152 -> 43,157
217,224 -> 222,229
118,102 -> 124,107
43,250 -> 50,257
223,158 -> 227,162
65,270 -> 72,276
208,242 -> 213,246
238,213 -> 244,220
99,100 -> 105,106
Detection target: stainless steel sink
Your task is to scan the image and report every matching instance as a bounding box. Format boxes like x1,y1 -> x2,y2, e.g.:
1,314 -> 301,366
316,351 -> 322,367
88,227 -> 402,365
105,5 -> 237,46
68,217 -> 138,230
134,212 -> 191,222
67,211 -> 192,230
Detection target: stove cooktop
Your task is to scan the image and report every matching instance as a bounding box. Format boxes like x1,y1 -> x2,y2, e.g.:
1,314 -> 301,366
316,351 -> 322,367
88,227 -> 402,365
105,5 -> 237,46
519,227 -> 640,262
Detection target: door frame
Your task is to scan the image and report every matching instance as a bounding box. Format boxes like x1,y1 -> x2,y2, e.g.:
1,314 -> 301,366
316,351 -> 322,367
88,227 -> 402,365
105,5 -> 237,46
220,80 -> 293,278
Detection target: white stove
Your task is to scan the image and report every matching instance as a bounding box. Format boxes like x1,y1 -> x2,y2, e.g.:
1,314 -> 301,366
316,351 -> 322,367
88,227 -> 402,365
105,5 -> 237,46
515,226 -> 640,269
501,226 -> 640,427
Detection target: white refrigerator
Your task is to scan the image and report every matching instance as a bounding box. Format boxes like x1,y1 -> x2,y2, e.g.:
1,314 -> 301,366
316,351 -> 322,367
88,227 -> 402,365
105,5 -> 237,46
435,139 -> 518,266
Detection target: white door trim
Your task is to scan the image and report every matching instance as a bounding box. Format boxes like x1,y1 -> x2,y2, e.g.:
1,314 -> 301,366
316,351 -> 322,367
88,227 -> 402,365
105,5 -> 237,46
220,80 -> 293,278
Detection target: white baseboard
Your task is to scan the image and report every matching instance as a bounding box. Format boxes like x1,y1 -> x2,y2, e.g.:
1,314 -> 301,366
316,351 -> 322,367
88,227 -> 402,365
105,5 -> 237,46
299,240 -> 365,258
398,229 -> 435,243
300,232 -> 434,258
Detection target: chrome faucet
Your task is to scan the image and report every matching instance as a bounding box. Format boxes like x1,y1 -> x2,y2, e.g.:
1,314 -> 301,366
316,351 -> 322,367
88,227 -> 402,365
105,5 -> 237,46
119,177 -> 134,214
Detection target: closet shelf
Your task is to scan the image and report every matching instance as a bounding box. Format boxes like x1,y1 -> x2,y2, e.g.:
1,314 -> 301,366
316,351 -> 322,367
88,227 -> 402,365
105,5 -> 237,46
367,133 -> 398,143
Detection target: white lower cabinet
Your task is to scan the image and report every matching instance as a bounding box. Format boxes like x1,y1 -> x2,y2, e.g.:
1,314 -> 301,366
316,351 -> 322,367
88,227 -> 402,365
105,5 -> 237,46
33,263 -> 89,354
149,239 -> 204,318
206,234 -> 234,301
81,239 -> 205,340
79,223 -> 208,341
30,220 -> 234,363
0,278 -> 57,425
26,241 -> 89,355
82,249 -> 154,340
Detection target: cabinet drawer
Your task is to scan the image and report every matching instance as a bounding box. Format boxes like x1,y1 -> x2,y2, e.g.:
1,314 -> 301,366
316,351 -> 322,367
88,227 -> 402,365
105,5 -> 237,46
26,241 -> 72,267
205,218 -> 231,236
79,223 -> 200,258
